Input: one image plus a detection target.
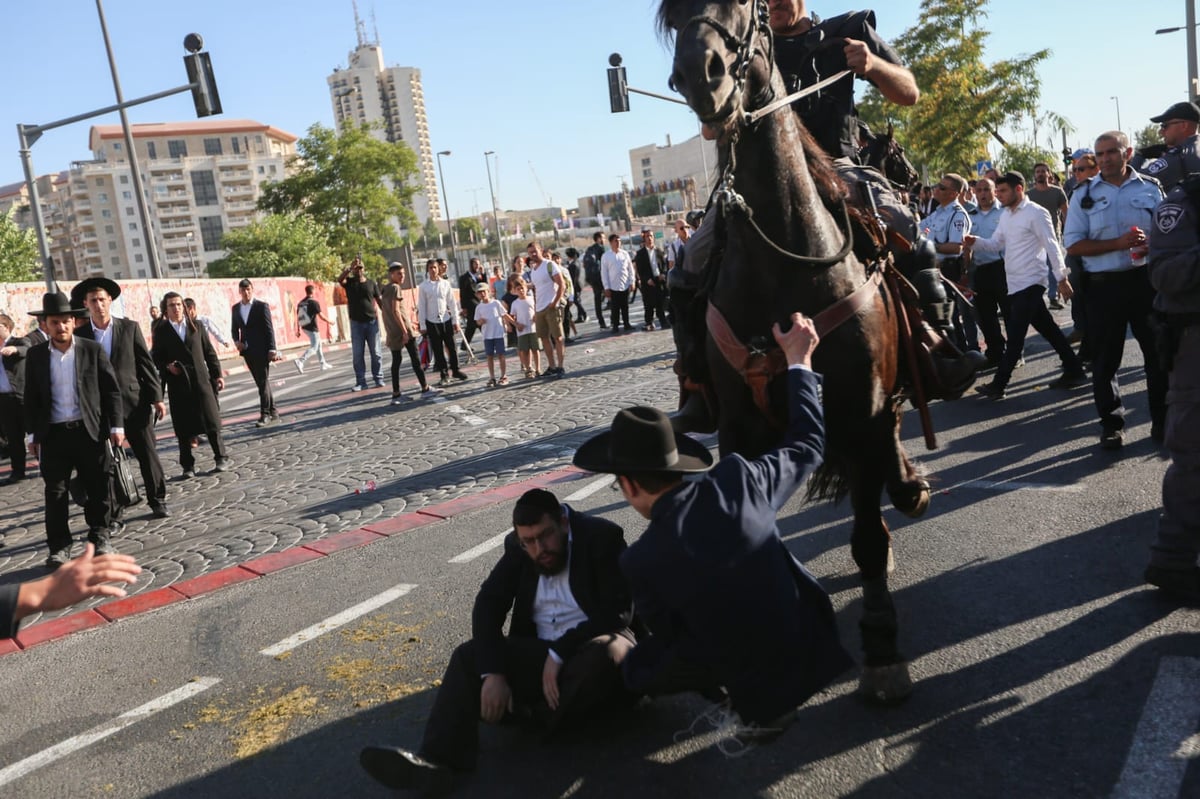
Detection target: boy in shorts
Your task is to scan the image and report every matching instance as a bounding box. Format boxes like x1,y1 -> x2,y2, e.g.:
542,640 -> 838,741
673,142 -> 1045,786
474,283 -> 514,387
509,279 -> 541,379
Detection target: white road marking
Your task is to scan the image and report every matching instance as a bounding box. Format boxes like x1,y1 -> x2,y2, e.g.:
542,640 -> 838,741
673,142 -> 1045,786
259,584 -> 417,656
1112,656 -> 1200,799
486,429 -> 516,440
449,530 -> 511,563
462,415 -> 489,426
447,475 -> 617,564
0,677 -> 220,789
944,479 -> 1085,494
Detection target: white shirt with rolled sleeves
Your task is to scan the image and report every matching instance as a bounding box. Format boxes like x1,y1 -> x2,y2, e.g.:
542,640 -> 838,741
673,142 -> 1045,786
600,248 -> 636,292
1063,171 -> 1164,274
969,197 -> 1067,295
417,278 -> 459,328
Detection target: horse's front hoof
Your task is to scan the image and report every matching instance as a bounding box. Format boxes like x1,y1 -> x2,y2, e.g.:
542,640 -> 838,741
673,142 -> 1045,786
858,663 -> 913,706
892,479 -> 930,519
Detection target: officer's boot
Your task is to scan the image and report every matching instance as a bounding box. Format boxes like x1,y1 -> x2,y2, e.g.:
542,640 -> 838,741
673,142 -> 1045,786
667,284 -> 717,434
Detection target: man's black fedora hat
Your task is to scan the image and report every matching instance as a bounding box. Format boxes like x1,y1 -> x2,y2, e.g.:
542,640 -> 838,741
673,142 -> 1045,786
573,406 -> 714,474
70,277 -> 122,307
29,290 -> 88,318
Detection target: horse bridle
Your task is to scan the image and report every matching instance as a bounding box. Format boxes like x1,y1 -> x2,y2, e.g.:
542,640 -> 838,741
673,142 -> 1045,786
677,0 -> 855,266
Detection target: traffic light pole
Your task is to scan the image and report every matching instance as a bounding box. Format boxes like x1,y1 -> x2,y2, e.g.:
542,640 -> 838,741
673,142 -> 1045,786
17,38 -> 220,290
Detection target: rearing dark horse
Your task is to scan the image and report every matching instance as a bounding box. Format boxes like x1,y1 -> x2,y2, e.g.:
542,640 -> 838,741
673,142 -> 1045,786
658,0 -> 928,702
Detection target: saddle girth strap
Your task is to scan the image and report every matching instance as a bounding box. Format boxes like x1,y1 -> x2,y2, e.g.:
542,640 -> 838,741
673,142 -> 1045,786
704,270 -> 884,427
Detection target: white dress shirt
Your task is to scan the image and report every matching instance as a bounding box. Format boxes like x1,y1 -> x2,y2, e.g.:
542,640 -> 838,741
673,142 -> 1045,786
171,319 -> 188,341
238,302 -> 252,325
600,248 -> 636,291
970,197 -> 1066,295
417,278 -> 458,326
532,529 -> 587,658
48,339 -> 82,424
89,320 -> 114,359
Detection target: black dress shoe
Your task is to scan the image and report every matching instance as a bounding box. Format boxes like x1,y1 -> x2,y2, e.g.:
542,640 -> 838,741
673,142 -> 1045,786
975,381 -> 1006,400
1100,429 -> 1125,450
213,458 -> 231,473
1144,564 -> 1200,603
150,503 -> 171,519
3,474 -> 26,486
180,469 -> 196,479
452,371 -> 470,381
45,548 -> 71,570
1047,371 -> 1089,389
359,746 -> 452,792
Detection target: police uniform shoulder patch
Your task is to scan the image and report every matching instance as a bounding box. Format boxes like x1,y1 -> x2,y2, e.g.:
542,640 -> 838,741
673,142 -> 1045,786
1156,203 -> 1185,234
1146,158 -> 1168,174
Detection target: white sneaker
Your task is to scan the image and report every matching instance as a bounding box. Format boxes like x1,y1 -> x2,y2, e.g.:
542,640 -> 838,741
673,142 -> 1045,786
294,360 -> 305,374
320,362 -> 333,371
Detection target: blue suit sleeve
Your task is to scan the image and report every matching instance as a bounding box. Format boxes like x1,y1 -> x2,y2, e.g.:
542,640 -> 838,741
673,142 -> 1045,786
744,368 -> 825,512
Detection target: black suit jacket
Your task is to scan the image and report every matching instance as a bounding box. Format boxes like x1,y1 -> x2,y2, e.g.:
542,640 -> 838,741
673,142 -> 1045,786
472,507 -> 633,675
1,335 -> 30,399
230,299 -> 275,359
634,246 -> 667,286
152,320 -> 222,436
75,318 -> 161,419
23,338 -> 123,444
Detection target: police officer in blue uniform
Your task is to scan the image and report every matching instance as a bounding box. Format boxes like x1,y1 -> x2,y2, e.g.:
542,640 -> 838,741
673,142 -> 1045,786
923,173 -> 973,350
966,177 -> 1010,367
1140,101 -> 1200,191
1064,131 -> 1166,449
1144,173 -> 1200,601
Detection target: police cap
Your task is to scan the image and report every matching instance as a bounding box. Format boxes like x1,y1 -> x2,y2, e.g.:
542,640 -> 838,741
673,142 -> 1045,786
1150,101 -> 1200,124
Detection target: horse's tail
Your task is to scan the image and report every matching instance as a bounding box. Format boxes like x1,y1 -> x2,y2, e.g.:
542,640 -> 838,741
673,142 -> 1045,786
806,460 -> 850,505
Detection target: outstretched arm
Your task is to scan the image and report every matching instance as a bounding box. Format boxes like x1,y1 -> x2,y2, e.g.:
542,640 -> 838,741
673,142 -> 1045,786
6,544 -> 141,638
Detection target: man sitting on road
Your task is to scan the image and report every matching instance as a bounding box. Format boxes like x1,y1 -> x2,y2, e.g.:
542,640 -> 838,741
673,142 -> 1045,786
573,312 -> 852,749
360,488 -> 636,792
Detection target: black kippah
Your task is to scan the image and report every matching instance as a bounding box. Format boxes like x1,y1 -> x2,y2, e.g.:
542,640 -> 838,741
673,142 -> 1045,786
513,488 -> 561,527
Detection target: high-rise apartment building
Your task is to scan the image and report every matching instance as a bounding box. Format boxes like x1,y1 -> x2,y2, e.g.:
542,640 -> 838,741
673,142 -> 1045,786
327,20 -> 439,227
63,119 -> 296,280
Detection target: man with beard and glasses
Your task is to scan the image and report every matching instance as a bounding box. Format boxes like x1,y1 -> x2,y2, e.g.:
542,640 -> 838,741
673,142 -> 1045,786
360,488 -> 636,793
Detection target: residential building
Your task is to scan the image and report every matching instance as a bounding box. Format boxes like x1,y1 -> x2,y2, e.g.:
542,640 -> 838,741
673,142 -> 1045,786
628,133 -> 716,203
64,119 -> 297,280
327,23 -> 439,228
1,172 -> 76,281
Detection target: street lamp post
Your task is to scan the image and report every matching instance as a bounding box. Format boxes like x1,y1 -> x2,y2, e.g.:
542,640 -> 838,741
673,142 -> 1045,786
1155,2 -> 1200,101
95,0 -> 163,279
1110,96 -> 1122,131
185,230 -> 197,278
435,149 -> 459,278
484,150 -> 506,265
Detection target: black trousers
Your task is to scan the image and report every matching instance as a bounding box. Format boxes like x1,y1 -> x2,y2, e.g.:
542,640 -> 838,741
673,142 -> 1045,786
243,354 -> 276,417
0,393 -> 25,478
587,280 -> 606,325
426,321 -> 460,377
40,423 -> 111,551
420,633 -> 633,770
993,283 -> 1083,390
608,289 -> 632,330
112,406 -> 166,519
641,279 -> 670,328
175,407 -> 227,473
1084,268 -> 1167,433
972,260 -> 1011,362
390,338 -> 428,394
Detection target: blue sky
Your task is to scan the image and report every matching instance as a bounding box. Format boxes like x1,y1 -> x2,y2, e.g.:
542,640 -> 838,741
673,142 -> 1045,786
1,1 -> 1193,214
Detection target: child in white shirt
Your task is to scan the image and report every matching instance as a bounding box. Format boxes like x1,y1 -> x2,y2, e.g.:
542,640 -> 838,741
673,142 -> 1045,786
474,283 -> 514,386
508,279 -> 541,379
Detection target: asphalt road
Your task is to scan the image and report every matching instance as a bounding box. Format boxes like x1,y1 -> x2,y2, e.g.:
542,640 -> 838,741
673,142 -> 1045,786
0,311 -> 1197,798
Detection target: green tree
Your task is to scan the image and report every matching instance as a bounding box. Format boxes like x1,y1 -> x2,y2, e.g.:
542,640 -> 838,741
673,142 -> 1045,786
1133,123 -> 1162,151
258,123 -> 419,262
0,206 -> 40,283
422,216 -> 441,248
532,218 -> 557,233
207,213 -> 341,281
454,217 -> 483,244
857,0 -> 1051,175
995,142 -> 1064,181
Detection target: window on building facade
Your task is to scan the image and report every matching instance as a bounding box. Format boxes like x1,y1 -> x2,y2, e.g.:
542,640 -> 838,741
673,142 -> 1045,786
203,138 -> 222,156
122,191 -> 132,200
147,142 -> 157,160
111,257 -> 120,266
198,216 -> 223,251
258,165 -> 265,174
119,175 -> 129,184
101,210 -> 112,218
641,157 -> 651,166
113,142 -> 122,151
95,178 -> 104,187
642,168 -> 652,178
98,193 -> 108,202
128,223 -> 137,230
108,241 -> 117,251
125,207 -> 134,216
231,137 -> 240,154
135,255 -> 144,264
137,268 -> 145,276
132,238 -> 140,247
168,140 -> 187,158
105,225 -> 114,234
191,170 -> 218,206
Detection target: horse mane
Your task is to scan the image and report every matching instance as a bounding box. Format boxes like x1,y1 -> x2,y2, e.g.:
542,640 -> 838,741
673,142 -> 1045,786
654,0 -> 675,43
792,120 -> 848,207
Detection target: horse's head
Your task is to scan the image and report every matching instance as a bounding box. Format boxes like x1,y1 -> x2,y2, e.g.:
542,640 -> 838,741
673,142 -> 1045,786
860,123 -> 920,191
658,0 -> 775,133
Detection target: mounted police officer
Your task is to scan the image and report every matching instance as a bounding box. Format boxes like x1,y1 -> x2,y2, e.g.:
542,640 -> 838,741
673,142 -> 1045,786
672,0 -> 970,432
1144,170 -> 1200,601
1139,101 -> 1200,191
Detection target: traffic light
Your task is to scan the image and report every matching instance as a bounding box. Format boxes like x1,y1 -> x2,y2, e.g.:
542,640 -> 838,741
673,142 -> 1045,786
183,34 -> 222,118
607,53 -> 630,113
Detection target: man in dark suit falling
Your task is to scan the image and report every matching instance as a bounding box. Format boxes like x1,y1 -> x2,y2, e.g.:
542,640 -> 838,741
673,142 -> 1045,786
72,278 -> 170,518
0,313 -> 30,485
230,278 -> 280,428
574,311 -> 852,750
23,291 -> 125,569
360,488 -> 636,792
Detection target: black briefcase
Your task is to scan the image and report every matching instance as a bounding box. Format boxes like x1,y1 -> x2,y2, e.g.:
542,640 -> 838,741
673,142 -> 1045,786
108,441 -> 143,508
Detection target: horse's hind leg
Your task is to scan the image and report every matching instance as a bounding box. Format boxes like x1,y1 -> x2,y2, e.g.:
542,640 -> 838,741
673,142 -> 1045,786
883,405 -> 931,519
849,468 -> 913,705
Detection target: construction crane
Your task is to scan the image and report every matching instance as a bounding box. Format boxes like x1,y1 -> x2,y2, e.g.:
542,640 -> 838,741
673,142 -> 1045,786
528,161 -> 552,206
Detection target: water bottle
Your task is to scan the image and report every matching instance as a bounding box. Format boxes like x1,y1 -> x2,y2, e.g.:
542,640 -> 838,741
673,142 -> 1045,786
1130,226 -> 1149,267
